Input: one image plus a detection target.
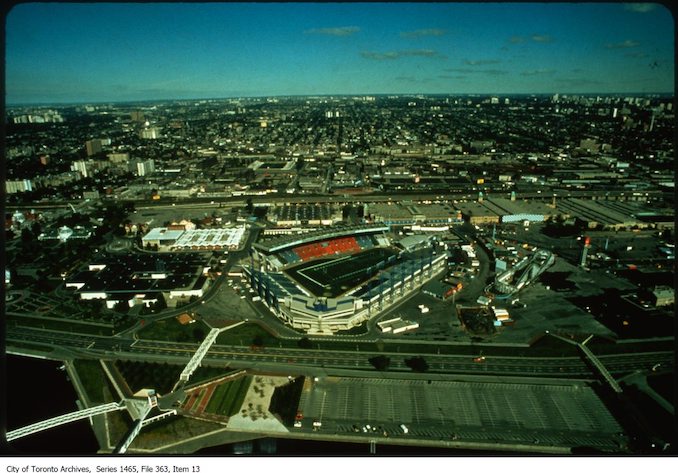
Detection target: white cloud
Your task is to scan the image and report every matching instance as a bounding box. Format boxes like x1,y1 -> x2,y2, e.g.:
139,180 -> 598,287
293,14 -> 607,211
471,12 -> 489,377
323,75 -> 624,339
606,40 -> 641,49
305,26 -> 360,36
361,49 -> 446,60
624,3 -> 658,13
520,69 -> 555,76
531,34 -> 553,43
464,59 -> 501,66
400,28 -> 446,38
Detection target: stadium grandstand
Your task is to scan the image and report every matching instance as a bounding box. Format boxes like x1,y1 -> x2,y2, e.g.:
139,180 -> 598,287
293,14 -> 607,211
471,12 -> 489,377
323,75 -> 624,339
245,224 -> 447,334
252,224 -> 389,254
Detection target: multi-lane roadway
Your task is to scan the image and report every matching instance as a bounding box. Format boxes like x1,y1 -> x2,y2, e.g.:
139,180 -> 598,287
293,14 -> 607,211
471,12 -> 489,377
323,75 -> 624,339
6,326 -> 673,379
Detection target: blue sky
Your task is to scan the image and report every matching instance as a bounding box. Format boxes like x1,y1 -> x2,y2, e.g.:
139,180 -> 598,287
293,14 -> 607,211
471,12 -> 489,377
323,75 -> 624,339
5,2 -> 674,104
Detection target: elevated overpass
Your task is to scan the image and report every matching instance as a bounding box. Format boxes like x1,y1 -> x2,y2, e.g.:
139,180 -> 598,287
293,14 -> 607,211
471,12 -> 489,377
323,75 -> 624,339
6,401 -> 126,442
494,249 -> 555,296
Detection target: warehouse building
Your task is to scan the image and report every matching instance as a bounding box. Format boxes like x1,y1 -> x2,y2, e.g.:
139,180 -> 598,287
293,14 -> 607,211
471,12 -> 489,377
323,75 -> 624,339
455,201 -> 501,225
555,198 -> 648,230
65,253 -> 211,309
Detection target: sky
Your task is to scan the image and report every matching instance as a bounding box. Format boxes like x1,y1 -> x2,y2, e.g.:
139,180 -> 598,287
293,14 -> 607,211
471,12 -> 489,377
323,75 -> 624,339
4,2 -> 675,104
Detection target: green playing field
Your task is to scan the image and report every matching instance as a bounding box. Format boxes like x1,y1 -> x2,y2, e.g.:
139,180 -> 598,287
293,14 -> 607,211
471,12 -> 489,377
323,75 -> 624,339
285,247 -> 399,297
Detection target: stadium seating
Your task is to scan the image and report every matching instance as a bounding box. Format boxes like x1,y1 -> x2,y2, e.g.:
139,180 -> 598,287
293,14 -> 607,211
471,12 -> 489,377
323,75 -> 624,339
279,249 -> 301,264
292,236 -> 361,262
356,235 -> 375,249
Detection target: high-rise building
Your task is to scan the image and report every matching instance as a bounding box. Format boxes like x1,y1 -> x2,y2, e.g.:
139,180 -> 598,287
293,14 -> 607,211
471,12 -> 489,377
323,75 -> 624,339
85,139 -> 103,156
5,179 -> 33,194
140,127 -> 159,139
71,160 -> 89,177
108,152 -> 130,164
131,110 -> 145,122
135,159 -> 155,176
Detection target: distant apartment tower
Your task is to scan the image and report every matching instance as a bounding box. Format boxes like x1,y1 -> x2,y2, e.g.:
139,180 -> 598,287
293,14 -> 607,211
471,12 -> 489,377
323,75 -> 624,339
5,179 -> 33,194
140,127 -> 160,139
85,139 -> 103,156
107,152 -> 130,164
131,110 -> 145,122
135,159 -> 155,176
71,160 -> 90,178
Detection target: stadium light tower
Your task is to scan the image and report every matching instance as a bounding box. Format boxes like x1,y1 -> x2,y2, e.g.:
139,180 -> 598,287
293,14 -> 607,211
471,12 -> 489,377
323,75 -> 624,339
580,236 -> 591,267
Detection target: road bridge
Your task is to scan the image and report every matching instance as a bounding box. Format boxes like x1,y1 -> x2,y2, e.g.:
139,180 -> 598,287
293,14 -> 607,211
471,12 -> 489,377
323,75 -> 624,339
6,401 -> 126,441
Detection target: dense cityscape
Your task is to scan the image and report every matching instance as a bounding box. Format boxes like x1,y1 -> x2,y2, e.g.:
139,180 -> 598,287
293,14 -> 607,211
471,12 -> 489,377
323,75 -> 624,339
4,93 -> 675,455
2,1 -> 675,462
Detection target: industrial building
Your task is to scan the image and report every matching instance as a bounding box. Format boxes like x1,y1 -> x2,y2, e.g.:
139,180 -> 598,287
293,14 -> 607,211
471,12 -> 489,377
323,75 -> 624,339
366,202 -> 458,226
142,226 -> 246,251
366,202 -> 424,226
65,252 -> 211,309
269,203 -> 342,226
422,279 -> 456,300
652,286 -> 674,307
455,201 -> 501,225
554,198 -> 649,230
483,198 -> 550,223
38,225 -> 93,242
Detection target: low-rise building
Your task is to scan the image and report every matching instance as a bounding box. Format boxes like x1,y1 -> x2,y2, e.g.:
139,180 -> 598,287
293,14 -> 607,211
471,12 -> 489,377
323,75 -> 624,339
652,286 -> 674,307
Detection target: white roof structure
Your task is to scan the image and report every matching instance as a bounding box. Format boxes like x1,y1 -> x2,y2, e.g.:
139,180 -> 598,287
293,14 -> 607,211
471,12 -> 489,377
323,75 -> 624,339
172,226 -> 246,250
142,227 -> 185,242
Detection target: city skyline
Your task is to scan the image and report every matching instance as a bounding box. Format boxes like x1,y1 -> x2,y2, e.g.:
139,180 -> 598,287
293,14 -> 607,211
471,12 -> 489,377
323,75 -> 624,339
5,2 -> 675,104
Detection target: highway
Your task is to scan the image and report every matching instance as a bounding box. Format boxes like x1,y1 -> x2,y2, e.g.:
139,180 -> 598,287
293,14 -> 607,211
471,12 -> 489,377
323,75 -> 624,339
6,187 -> 669,212
6,326 -> 673,379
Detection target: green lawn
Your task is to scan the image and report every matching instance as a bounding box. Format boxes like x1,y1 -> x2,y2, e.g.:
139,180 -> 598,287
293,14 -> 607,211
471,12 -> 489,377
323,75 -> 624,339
137,318 -> 210,343
203,376 -> 252,417
116,360 -> 184,394
215,323 -> 285,347
73,359 -> 107,403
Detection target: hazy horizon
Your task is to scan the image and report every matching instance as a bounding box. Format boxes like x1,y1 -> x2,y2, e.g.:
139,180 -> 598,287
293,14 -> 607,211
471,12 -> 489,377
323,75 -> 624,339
5,2 -> 675,104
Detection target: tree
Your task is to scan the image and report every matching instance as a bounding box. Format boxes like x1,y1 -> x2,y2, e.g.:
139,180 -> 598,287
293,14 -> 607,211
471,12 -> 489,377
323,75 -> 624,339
31,221 -> 42,236
245,198 -> 254,214
297,337 -> 313,349
368,355 -> 391,371
253,206 -> 268,218
20,227 -> 33,244
193,328 -> 206,342
404,356 -> 428,372
342,205 -> 352,220
252,334 -> 264,347
113,301 -> 128,313
153,296 -> 167,311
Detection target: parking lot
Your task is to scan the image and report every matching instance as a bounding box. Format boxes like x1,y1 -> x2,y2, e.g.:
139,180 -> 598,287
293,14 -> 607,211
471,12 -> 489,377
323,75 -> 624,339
296,376 -> 626,451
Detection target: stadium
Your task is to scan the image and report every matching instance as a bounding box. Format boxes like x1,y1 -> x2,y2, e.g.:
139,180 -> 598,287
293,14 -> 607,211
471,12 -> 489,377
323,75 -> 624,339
247,224 -> 447,335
